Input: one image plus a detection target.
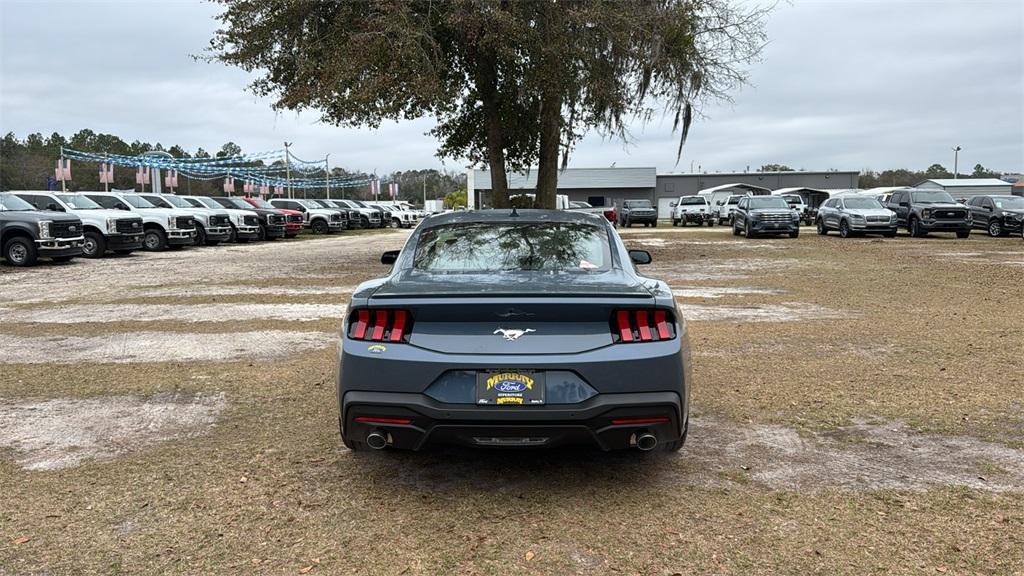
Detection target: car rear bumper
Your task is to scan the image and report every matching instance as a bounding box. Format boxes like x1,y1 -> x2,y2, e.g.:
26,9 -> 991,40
341,390 -> 684,451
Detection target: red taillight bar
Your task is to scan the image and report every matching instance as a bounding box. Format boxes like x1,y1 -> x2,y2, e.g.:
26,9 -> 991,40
610,417 -> 670,425
389,310 -> 407,342
352,309 -> 369,340
354,416 -> 412,425
613,309 -> 675,343
348,308 -> 413,342
371,310 -> 387,341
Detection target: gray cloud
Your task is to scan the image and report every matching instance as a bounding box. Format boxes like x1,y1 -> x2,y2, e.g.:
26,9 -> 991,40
1,0 -> 1021,175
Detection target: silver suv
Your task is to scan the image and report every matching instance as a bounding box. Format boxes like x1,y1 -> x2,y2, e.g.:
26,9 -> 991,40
816,196 -> 897,238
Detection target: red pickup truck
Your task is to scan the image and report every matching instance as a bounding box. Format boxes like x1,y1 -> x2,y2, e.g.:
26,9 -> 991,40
242,196 -> 303,238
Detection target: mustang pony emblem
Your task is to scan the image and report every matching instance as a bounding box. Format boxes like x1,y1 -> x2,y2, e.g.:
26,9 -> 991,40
493,328 -> 536,341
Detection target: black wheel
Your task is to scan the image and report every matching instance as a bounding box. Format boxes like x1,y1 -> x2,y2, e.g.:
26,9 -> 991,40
707,219 -> 714,227
360,216 -> 370,229
194,226 -> 207,246
789,230 -> 799,239
3,236 -> 38,266
988,219 -> 1003,237
816,219 -> 828,235
257,225 -> 267,241
143,228 -> 167,251
956,230 -> 970,239
391,218 -> 401,229
651,220 -> 658,228
81,231 -> 106,258
672,218 -> 679,227
51,255 -> 74,262
839,220 -> 851,238
732,222 -> 741,236
745,220 -> 756,239
311,219 -> 329,234
909,217 -> 925,238
228,225 -> 237,243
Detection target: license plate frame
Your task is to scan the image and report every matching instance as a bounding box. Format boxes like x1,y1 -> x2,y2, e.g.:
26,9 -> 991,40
476,370 -> 545,406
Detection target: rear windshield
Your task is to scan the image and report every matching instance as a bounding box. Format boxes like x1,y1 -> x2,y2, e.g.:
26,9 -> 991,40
625,200 -> 652,209
678,197 -> 706,205
413,222 -> 613,272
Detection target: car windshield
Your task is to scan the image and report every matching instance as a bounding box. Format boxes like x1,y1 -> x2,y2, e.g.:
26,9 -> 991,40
625,200 -> 652,209
843,197 -> 883,209
122,195 -> 157,209
910,191 -> 955,204
218,197 -> 252,209
413,222 -> 613,273
781,195 -> 802,205
0,194 -> 36,211
296,200 -> 322,210
57,194 -> 103,209
352,200 -> 370,208
678,197 -> 706,205
993,197 -> 1024,209
748,197 -> 790,209
87,195 -> 131,210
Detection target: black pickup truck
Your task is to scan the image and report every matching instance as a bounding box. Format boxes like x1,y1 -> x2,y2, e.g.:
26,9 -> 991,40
886,189 -> 971,238
1,192 -> 85,266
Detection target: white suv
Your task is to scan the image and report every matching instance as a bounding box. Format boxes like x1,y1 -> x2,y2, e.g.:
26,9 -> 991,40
83,192 -> 197,251
11,190 -> 145,257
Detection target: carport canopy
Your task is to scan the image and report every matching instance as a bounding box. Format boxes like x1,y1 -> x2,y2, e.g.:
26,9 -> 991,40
772,187 -> 831,208
696,182 -> 772,196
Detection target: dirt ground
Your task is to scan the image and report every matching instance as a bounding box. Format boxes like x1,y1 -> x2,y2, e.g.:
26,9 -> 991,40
1,225 -> 1023,575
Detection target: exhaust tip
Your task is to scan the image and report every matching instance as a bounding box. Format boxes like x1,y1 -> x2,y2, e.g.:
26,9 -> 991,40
636,432 -> 658,451
366,431 -> 388,450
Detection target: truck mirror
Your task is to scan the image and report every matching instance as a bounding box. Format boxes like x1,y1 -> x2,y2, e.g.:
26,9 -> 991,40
670,202 -> 677,208
628,250 -> 652,265
381,250 -> 399,265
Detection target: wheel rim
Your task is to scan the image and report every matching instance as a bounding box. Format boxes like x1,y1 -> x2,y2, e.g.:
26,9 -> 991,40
8,243 -> 27,264
817,221 -> 824,234
989,222 -> 1001,236
83,238 -> 97,256
840,223 -> 848,237
145,233 -> 159,249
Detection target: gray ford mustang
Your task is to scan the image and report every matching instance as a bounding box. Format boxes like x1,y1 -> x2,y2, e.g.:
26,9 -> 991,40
336,209 -> 691,452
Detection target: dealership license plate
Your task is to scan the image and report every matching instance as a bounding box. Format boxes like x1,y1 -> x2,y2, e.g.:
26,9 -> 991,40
476,371 -> 545,406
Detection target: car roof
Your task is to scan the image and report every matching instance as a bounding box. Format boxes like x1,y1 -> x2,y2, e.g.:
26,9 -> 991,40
421,209 -> 605,228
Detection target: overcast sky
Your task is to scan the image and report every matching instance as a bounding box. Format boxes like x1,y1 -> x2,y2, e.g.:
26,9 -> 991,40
1,0 -> 1021,175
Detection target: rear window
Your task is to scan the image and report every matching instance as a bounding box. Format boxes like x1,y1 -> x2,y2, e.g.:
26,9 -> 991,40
413,222 -> 613,272
678,197 -> 706,205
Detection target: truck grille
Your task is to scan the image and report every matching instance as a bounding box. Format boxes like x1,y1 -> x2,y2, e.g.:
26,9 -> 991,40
175,216 -> 195,229
116,218 -> 143,233
269,214 -> 286,225
288,214 -> 303,224
331,212 -> 344,221
210,215 -> 230,227
243,215 -> 258,227
934,209 -> 966,220
51,220 -> 84,238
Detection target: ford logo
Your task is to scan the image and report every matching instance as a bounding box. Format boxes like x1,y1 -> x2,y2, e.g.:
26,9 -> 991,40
494,381 -> 528,393
68,225 -> 77,231
132,222 -> 139,228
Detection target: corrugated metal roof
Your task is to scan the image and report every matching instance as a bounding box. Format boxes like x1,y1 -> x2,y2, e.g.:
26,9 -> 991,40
697,182 -> 772,195
473,167 -> 656,190
772,187 -> 830,195
916,179 -> 1011,187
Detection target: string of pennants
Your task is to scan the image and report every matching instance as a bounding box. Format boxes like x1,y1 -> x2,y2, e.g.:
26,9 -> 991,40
56,147 -> 396,192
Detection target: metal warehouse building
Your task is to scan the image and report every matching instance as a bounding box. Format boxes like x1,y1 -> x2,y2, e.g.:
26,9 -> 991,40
470,167 -> 859,216
915,178 -> 1013,198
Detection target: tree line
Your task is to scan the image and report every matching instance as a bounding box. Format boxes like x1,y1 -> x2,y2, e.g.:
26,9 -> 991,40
858,163 -> 1004,189
0,130 -> 465,204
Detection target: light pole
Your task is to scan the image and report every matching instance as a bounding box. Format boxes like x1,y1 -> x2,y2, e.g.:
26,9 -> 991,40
325,154 -> 331,200
284,141 -> 293,198
952,146 -> 961,179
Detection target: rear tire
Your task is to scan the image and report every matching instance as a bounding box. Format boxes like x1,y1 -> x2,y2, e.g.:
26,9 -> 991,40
3,236 -> 38,266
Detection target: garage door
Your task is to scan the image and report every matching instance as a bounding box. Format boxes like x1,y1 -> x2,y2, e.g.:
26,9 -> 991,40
657,197 -> 676,219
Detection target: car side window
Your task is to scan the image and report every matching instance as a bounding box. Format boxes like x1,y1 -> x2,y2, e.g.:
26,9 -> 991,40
982,198 -> 992,210
890,192 -> 902,205
17,194 -> 46,209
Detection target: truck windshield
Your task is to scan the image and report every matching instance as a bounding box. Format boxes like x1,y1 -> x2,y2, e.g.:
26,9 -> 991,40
157,195 -> 195,209
191,197 -> 222,210
247,198 -> 275,209
910,191 -> 956,204
414,222 -> 613,273
678,197 -> 706,205
297,200 -> 322,210
748,197 -> 790,209
217,197 -> 253,209
141,196 -> 173,208
0,194 -> 36,211
625,200 -> 652,208
57,194 -> 103,209
123,195 -> 157,209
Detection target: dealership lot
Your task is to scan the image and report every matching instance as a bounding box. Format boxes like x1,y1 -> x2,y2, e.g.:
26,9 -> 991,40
1,227 -> 1022,574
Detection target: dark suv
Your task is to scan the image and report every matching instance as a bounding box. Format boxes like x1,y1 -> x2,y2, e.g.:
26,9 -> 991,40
619,199 -> 658,227
886,189 -> 971,238
732,195 -> 800,238
966,195 -> 1024,237
1,192 -> 85,266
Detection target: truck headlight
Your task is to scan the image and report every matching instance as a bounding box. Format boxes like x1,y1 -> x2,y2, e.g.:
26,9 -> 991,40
167,215 -> 176,229
38,220 -> 53,239
107,217 -> 118,233
922,209 -> 932,219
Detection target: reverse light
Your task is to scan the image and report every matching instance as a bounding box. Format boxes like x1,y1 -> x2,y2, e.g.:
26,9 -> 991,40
612,309 -> 675,343
349,308 -> 412,342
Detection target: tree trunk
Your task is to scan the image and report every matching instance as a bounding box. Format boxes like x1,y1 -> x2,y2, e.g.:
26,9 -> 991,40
535,88 -> 561,209
477,50 -> 509,209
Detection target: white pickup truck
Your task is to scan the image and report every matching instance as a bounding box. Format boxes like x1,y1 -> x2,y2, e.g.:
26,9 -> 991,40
83,191 -> 197,251
670,196 -> 715,226
181,195 -> 261,242
11,190 -> 145,257
140,193 -> 233,246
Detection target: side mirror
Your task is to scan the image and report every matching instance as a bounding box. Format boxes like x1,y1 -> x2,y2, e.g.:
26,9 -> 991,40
381,250 -> 399,265
628,249 -> 652,265
298,206 -> 306,212
669,202 -> 677,208
984,205 -> 993,211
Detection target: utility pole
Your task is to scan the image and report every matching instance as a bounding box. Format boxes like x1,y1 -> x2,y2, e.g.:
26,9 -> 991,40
952,146 -> 961,179
284,141 -> 293,198
325,154 -> 331,200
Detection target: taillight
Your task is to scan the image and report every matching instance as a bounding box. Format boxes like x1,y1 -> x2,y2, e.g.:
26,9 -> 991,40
603,209 -> 616,222
612,309 -> 675,343
348,308 -> 412,342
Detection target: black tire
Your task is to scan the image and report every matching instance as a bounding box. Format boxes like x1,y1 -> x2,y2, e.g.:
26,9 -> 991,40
732,222 -> 741,236
672,218 -> 679,227
816,219 -> 828,235
51,255 -> 74,262
228,225 -> 237,243
661,418 -> 688,452
789,230 -> 800,239
909,217 -> 925,238
81,231 -> 106,258
360,216 -> 370,229
311,219 -> 329,235
745,220 -> 756,239
651,220 -> 658,228
956,230 -> 970,239
839,220 -> 851,238
988,219 -> 1003,237
257,225 -> 267,241
707,219 -> 714,227
3,236 -> 38,266
391,218 -> 401,229
143,228 -> 167,251
194,226 -> 206,246
626,218 -> 632,228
